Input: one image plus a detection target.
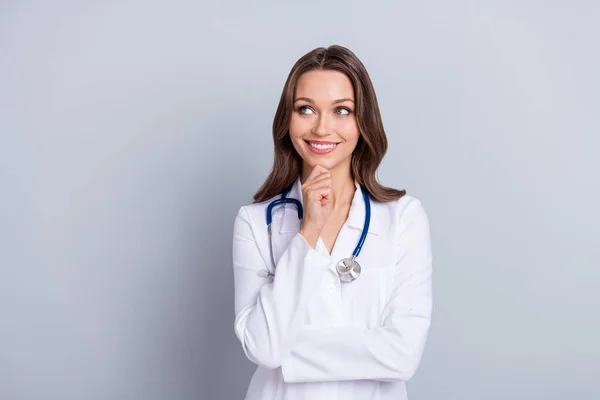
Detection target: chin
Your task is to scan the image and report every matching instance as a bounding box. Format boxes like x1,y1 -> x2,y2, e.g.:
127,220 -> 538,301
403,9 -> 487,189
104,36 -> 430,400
303,157 -> 340,170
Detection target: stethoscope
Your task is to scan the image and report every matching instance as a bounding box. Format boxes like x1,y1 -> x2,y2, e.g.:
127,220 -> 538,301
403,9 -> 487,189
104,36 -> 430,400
261,182 -> 371,283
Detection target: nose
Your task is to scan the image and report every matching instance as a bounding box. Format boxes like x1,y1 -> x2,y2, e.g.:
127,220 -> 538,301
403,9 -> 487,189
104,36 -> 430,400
311,113 -> 331,137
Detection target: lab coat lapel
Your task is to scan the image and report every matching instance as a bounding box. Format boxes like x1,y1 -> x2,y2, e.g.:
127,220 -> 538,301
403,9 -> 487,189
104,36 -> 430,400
269,176 -> 304,265
278,175 -> 303,234
329,179 -> 379,263
346,180 -> 380,236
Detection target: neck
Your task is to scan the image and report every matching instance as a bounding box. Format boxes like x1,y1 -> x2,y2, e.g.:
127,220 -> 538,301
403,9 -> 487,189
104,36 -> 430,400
301,161 -> 355,210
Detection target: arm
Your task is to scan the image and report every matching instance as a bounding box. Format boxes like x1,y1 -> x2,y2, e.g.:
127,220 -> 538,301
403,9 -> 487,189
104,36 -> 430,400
232,206 -> 333,369
280,199 -> 433,382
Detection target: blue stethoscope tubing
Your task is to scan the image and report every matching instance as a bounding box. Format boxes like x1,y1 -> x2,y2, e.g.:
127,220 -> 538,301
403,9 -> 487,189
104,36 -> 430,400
264,183 -> 371,282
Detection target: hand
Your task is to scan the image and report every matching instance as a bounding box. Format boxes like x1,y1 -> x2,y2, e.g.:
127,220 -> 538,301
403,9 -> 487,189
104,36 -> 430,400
299,165 -> 332,247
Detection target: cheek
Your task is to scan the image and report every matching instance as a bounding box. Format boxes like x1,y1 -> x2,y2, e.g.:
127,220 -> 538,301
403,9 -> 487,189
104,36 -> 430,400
288,117 -> 307,140
287,127 -> 306,156
338,121 -> 360,143
288,130 -> 305,155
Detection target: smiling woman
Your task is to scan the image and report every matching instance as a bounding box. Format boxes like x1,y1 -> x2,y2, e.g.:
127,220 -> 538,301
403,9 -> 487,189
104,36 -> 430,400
232,45 -> 433,400
253,45 -> 406,204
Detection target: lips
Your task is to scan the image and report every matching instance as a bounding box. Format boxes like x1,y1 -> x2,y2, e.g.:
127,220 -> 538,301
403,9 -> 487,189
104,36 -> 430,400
304,140 -> 339,154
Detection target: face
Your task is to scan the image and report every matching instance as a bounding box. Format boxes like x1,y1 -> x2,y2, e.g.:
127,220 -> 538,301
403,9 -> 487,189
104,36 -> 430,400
289,69 -> 360,173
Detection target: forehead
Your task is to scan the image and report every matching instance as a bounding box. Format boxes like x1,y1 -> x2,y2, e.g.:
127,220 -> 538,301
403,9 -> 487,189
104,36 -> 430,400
294,69 -> 355,100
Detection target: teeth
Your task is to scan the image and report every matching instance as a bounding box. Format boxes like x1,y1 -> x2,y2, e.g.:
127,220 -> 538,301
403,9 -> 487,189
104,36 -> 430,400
309,142 -> 337,150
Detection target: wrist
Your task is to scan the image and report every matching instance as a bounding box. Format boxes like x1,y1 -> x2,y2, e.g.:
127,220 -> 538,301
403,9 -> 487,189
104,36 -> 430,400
300,220 -> 321,233
299,226 -> 320,249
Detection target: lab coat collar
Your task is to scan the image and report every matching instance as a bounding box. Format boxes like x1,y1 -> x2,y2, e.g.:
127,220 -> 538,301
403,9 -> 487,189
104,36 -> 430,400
279,174 -> 380,235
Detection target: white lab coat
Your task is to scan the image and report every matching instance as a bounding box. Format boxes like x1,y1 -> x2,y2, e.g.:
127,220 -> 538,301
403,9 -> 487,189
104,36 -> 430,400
232,175 -> 433,400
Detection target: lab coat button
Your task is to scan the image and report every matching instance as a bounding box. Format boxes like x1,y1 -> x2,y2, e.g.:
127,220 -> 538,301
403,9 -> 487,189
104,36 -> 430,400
327,284 -> 336,293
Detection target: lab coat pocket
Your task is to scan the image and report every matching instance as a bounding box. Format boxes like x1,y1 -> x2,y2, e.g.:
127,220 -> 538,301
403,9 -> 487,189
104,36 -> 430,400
340,263 -> 396,329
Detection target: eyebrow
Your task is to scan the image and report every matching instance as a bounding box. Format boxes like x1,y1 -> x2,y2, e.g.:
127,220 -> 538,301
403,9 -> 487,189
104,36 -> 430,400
293,97 -> 355,105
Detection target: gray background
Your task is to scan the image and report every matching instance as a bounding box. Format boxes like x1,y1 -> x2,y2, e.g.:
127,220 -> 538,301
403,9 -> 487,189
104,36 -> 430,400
1,1 -> 598,399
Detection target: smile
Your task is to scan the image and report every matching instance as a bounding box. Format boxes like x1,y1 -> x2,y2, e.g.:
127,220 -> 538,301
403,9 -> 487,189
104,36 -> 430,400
304,140 -> 339,154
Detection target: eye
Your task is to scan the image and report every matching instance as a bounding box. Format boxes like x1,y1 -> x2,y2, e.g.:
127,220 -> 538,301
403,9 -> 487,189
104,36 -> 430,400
297,105 -> 315,115
336,107 -> 352,116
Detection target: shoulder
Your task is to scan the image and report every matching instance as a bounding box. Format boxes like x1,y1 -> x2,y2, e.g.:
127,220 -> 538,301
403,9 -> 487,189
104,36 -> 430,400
372,193 -> 430,233
375,192 -> 427,216
233,195 -> 279,229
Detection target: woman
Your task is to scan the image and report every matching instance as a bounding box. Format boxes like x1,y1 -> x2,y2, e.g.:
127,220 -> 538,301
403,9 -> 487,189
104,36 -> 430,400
231,45 -> 433,400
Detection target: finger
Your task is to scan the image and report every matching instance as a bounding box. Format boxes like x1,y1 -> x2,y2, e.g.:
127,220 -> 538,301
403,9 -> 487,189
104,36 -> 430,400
304,177 -> 332,194
305,173 -> 331,187
305,166 -> 322,181
305,171 -> 331,188
305,181 -> 332,200
306,165 -> 330,182
318,187 -> 332,205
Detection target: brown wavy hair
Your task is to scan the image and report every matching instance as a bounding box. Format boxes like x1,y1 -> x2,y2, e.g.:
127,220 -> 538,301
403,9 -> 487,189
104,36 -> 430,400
253,44 -> 406,203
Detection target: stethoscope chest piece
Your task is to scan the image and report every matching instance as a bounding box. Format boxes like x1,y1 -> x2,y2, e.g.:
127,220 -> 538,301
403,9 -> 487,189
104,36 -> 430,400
336,257 -> 361,282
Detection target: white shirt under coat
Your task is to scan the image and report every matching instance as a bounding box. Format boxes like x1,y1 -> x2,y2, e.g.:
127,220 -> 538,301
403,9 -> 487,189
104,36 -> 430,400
232,175 -> 433,400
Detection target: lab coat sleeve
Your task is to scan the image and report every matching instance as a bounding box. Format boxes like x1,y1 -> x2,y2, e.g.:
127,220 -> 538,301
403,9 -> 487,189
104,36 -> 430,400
280,199 -> 433,382
232,206 -> 334,370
